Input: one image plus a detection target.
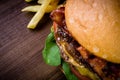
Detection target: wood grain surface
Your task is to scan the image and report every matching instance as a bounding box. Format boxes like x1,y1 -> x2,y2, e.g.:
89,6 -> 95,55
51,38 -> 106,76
0,0 -> 66,80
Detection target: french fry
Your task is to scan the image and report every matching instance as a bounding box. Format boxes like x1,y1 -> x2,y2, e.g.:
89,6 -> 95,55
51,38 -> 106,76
22,0 -> 60,29
46,0 -> 60,12
38,0 -> 59,5
37,0 -> 45,4
25,0 -> 33,2
27,0 -> 51,29
45,5 -> 57,13
49,0 -> 60,6
22,5 -> 57,13
22,5 -> 41,12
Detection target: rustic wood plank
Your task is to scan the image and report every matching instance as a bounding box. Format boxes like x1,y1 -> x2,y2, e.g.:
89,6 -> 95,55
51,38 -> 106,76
0,0 -> 66,80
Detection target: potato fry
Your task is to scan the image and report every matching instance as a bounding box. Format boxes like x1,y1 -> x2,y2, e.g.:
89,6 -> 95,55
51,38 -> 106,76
25,0 -> 33,2
38,0 -> 59,5
49,0 -> 59,6
22,5 -> 41,12
27,0 -> 51,29
45,5 -> 57,13
22,5 -> 57,13
22,0 -> 61,29
37,0 -> 45,4
47,0 -> 60,12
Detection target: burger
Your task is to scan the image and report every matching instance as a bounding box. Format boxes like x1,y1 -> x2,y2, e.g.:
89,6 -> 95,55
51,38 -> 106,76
43,0 -> 120,80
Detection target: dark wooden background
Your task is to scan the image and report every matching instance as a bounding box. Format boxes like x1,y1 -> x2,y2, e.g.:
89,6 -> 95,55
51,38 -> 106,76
0,0 -> 66,80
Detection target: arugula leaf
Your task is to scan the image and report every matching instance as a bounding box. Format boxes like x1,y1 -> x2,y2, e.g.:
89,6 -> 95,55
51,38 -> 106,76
42,29 -> 78,80
42,32 -> 61,66
62,61 -> 78,80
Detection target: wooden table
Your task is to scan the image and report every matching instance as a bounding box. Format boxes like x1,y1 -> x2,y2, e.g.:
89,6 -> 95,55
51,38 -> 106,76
0,0 -> 66,80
